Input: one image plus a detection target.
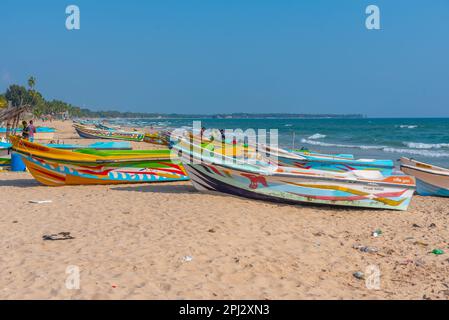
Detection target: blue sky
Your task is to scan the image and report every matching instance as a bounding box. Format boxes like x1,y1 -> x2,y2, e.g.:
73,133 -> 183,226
1,0 -> 448,117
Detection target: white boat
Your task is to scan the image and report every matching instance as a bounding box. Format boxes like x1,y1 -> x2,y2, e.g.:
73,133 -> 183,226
400,157 -> 449,197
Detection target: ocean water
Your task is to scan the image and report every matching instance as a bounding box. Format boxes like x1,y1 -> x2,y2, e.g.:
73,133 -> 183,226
108,118 -> 449,167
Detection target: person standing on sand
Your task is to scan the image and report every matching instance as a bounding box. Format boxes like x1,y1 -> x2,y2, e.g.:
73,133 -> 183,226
21,121 -> 29,140
28,120 -> 36,142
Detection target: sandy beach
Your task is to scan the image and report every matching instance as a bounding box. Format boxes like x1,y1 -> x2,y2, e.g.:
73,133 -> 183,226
1,120 -> 449,300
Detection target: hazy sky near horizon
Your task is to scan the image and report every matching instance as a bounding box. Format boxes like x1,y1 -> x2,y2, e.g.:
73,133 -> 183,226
1,0 -> 448,117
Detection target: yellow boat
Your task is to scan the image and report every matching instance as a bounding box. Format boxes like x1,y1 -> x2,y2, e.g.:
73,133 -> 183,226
9,136 -> 189,186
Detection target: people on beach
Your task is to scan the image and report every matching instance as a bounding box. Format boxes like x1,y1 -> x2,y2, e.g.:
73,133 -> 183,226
21,121 -> 29,139
200,127 -> 206,141
28,120 -> 36,142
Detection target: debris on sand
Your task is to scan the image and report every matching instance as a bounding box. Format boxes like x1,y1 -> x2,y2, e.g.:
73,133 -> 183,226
29,200 -> 53,204
353,271 -> 364,280
43,232 -> 75,241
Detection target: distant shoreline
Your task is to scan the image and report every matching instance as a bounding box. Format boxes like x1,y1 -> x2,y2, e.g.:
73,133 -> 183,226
74,115 -> 449,120
74,114 -> 365,120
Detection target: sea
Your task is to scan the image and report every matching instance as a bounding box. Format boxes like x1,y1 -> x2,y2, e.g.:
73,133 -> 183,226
107,118 -> 449,168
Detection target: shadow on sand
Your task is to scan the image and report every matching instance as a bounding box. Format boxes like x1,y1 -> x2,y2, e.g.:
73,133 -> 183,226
111,184 -> 197,194
111,183 -> 377,213
0,179 -> 41,188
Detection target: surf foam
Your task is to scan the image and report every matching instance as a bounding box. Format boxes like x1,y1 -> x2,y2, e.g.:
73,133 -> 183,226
301,139 -> 449,158
403,142 -> 449,149
307,133 -> 327,140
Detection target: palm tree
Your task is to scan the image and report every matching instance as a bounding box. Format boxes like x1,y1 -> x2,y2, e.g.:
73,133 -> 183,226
28,76 -> 36,91
27,76 -> 38,111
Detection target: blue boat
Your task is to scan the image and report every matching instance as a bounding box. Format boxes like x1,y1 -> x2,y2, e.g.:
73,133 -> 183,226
0,127 -> 56,133
261,145 -> 394,176
46,141 -> 132,150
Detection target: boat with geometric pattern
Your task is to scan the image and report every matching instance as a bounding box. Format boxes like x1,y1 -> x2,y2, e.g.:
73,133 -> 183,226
175,140 -> 416,210
9,136 -> 188,186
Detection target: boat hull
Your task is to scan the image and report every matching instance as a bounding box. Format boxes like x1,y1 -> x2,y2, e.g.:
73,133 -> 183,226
9,136 -> 189,186
143,133 -> 169,145
277,155 -> 394,176
46,141 -> 132,150
400,158 -> 449,197
258,145 -> 394,175
74,125 -> 144,142
16,152 -> 189,186
183,162 -> 415,210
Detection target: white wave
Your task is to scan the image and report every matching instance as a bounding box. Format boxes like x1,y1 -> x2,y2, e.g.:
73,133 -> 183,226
307,133 -> 327,140
284,124 -> 293,127
300,138 -> 449,158
403,142 -> 449,149
383,148 -> 449,158
300,139 -> 384,150
398,125 -> 418,129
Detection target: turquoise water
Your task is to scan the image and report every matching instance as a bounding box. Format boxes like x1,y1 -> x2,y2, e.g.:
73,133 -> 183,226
108,118 -> 449,167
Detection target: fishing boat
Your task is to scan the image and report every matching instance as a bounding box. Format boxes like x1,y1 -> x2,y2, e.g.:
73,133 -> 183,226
73,124 -> 145,142
175,140 -> 415,210
170,129 -> 394,175
400,157 -> 449,197
46,141 -> 132,150
94,123 -> 121,131
94,123 -> 114,130
10,136 -> 188,186
291,148 -> 354,159
261,145 -> 394,176
143,131 -> 170,146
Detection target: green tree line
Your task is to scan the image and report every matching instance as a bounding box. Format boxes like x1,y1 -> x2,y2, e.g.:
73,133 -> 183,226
0,77 -> 164,119
2,77 -> 364,119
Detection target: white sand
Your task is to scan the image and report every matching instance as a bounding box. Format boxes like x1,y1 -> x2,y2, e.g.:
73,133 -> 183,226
1,121 -> 449,299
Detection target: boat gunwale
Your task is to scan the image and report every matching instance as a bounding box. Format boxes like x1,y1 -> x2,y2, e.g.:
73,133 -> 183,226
183,163 -> 413,211
174,141 -> 414,188
278,156 -> 394,169
10,137 -> 174,164
73,124 -> 144,137
13,149 -> 173,164
400,164 -> 449,177
400,157 -> 449,174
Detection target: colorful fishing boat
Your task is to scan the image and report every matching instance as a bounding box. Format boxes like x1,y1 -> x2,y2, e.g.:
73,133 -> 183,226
94,123 -> 121,131
46,141 -> 132,150
170,129 -> 394,175
175,140 -> 415,210
400,157 -> 449,197
261,145 -> 395,176
10,136 -> 188,186
143,131 -> 170,146
73,124 -> 145,142
291,148 -> 354,159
